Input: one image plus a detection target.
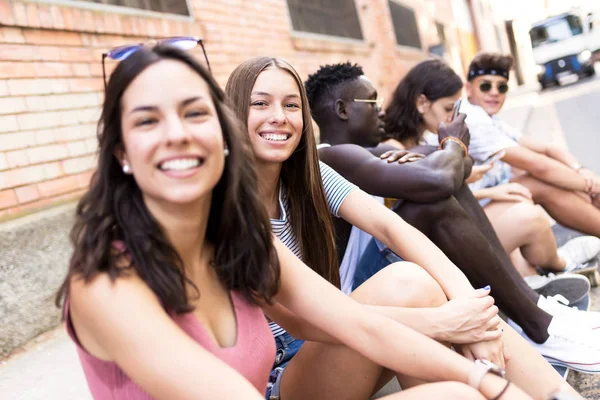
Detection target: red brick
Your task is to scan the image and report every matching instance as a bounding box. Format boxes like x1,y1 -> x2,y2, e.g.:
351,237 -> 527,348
12,2 -> 27,26
1,27 -> 26,43
0,0 -> 14,26
49,5 -> 64,30
34,128 -> 55,145
17,111 -> 61,131
15,184 -> 40,203
71,63 -> 92,77
0,131 -> 35,151
93,13 -> 106,34
8,79 -> 52,95
0,61 -> 36,79
82,10 -> 94,32
0,96 -> 27,114
26,143 -> 68,164
76,170 -> 93,188
60,47 -> 95,62
34,61 -> 73,78
1,164 -> 45,189
0,153 -> 6,170
69,78 -> 103,93
0,189 -> 18,209
62,7 -> 75,31
43,161 -> 62,179
24,95 -> 46,112
23,29 -> 82,46
6,149 -> 29,168
0,115 -> 19,133
0,44 -> 40,61
25,3 -> 40,27
62,154 -> 95,174
38,46 -> 62,61
37,174 -> 78,197
37,5 -> 53,29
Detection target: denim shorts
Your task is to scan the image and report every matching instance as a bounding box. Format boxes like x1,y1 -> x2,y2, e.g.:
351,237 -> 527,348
352,238 -> 404,291
265,332 -> 305,400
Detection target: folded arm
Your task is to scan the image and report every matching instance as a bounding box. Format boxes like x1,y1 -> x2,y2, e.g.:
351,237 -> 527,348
319,143 -> 466,203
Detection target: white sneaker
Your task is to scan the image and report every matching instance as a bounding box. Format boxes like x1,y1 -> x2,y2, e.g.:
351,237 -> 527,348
558,236 -> 600,268
508,315 -> 600,373
538,295 -> 600,329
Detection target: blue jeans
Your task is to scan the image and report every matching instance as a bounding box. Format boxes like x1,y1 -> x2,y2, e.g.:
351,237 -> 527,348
352,238 -> 404,291
265,332 -> 304,400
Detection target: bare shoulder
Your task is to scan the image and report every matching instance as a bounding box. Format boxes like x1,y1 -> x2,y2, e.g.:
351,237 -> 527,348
69,270 -> 163,361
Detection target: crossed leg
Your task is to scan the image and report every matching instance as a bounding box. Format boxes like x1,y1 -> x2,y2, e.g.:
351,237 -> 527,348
514,174 -> 600,237
278,263 -> 574,400
483,201 -> 565,273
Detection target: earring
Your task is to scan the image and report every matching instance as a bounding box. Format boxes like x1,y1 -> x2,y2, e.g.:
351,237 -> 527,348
122,164 -> 131,174
224,148 -> 229,157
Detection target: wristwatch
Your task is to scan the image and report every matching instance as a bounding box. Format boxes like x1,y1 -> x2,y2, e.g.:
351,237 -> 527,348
468,359 -> 506,390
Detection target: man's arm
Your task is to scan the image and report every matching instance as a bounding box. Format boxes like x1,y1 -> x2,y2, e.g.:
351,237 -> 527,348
503,145 -> 587,191
319,143 -> 465,203
518,136 -> 579,167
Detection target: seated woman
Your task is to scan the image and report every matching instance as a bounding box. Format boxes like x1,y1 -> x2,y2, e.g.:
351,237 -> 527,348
383,59 -> 600,282
57,43 -> 528,400
226,56 -> 583,400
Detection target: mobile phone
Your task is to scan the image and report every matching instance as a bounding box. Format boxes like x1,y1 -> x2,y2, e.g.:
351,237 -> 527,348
452,98 -> 463,120
483,150 -> 506,165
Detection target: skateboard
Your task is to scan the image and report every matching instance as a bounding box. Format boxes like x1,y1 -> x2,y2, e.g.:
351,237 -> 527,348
549,293 -> 590,379
571,259 -> 600,287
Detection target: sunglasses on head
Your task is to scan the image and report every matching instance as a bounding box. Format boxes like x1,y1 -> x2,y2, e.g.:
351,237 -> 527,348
479,81 -> 509,94
101,36 -> 211,89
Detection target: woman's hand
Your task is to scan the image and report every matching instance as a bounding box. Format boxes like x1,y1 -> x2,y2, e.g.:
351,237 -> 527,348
465,164 -> 493,184
579,168 -> 600,198
485,183 -> 533,203
433,287 -> 501,344
380,149 -> 426,164
438,113 -> 470,148
460,336 -> 507,369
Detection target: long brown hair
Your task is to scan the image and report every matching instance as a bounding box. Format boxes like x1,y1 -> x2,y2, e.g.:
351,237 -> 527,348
56,46 -> 280,312
225,57 -> 340,288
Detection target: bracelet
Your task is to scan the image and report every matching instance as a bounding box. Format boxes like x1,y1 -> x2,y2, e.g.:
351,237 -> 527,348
439,137 -> 468,158
491,381 -> 511,400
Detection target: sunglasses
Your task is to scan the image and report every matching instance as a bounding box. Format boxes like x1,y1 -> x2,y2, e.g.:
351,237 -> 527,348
354,97 -> 385,112
101,36 -> 211,89
479,81 -> 509,94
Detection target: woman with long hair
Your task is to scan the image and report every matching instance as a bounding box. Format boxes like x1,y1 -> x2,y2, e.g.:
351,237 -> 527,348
226,56 -> 580,400
56,44 -> 526,399
383,59 -> 599,279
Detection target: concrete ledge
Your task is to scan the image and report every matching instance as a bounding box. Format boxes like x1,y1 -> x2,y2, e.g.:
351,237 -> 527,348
0,203 -> 76,358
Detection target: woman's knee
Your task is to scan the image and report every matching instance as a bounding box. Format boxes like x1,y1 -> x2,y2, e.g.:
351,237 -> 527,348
510,203 -> 551,235
352,262 -> 447,308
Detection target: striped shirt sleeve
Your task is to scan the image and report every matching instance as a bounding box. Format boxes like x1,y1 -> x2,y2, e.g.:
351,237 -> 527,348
319,161 -> 357,217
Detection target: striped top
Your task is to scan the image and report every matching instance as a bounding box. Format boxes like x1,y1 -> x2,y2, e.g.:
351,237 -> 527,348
269,161 -> 357,337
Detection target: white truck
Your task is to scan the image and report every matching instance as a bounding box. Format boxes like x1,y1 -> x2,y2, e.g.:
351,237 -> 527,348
530,11 -> 598,88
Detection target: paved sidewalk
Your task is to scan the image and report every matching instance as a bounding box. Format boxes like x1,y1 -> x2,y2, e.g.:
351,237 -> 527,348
0,327 -> 91,400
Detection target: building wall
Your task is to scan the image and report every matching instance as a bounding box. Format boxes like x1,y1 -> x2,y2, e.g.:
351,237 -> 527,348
0,0 -> 471,221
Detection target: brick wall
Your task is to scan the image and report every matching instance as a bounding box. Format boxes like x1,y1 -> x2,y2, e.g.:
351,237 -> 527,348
0,0 -> 468,220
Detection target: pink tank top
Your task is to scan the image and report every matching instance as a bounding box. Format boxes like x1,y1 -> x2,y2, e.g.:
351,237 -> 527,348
64,291 -> 275,399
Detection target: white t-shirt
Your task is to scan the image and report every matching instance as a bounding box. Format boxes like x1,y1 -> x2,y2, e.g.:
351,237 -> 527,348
461,99 -> 522,191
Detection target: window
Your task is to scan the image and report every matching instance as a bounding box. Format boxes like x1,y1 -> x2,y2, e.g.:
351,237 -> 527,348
429,22 -> 446,56
75,0 -> 190,16
286,0 -> 363,40
388,1 -> 422,49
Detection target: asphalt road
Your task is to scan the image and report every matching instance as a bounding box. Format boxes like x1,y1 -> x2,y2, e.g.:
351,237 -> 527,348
526,74 -> 600,175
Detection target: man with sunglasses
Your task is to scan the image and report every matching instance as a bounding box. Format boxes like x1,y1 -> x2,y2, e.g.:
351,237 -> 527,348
463,52 -> 600,241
